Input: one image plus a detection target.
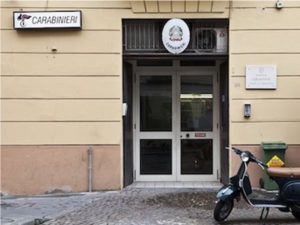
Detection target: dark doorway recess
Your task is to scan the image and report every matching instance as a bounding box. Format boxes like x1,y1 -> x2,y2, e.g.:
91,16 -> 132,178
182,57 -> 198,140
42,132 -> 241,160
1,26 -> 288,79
123,62 -> 134,187
122,18 -> 229,185
220,61 -> 229,184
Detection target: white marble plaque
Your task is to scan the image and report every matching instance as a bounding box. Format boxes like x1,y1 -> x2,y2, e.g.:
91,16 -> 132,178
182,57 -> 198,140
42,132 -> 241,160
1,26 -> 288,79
246,65 -> 277,89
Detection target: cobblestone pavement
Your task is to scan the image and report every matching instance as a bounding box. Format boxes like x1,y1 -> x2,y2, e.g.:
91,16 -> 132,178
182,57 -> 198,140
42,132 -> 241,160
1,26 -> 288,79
1,192 -> 106,225
44,188 -> 298,225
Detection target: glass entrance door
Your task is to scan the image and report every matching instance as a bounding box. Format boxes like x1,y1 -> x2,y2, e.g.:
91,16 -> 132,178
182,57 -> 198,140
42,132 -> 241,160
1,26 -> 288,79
135,70 -> 219,182
177,74 -> 219,181
136,73 -> 176,181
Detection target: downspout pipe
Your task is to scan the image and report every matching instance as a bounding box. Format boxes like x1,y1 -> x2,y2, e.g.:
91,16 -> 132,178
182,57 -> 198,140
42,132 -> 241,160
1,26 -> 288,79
88,147 -> 93,192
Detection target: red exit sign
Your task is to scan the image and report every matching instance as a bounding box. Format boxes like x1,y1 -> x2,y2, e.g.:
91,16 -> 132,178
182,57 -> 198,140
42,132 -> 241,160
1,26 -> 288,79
195,133 -> 206,137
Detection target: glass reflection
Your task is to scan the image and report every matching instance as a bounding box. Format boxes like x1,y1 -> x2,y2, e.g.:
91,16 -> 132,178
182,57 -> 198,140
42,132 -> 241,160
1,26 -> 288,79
140,139 -> 172,175
181,76 -> 213,131
181,139 -> 213,174
140,76 -> 172,131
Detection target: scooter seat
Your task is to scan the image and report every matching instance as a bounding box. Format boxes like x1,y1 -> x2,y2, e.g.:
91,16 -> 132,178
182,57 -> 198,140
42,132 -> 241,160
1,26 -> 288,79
267,167 -> 300,178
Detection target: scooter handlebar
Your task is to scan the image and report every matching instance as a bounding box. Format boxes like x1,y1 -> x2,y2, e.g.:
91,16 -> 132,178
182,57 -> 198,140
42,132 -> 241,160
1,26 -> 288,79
250,155 -> 268,168
226,147 -> 242,155
226,146 -> 268,168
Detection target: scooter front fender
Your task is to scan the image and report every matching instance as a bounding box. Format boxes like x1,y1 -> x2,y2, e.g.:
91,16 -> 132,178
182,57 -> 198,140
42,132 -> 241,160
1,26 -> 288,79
216,185 -> 239,201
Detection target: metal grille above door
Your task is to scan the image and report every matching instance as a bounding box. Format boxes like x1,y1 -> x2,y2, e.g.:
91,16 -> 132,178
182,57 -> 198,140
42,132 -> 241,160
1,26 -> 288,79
124,21 -> 161,51
123,20 -> 228,56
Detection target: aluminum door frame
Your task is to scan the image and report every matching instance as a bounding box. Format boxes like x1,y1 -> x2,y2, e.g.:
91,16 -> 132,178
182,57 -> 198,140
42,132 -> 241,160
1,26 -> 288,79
176,71 -> 220,181
135,71 -> 177,181
133,63 -> 220,182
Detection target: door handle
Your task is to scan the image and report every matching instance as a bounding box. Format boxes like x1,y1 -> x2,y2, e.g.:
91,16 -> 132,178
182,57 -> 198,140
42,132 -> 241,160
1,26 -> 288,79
186,133 -> 190,138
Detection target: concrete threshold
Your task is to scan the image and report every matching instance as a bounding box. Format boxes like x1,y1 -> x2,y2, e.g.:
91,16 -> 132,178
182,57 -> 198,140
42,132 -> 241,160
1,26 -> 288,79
129,181 -> 222,189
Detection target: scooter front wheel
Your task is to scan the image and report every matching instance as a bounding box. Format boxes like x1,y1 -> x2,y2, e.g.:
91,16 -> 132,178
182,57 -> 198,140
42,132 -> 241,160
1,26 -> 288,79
214,199 -> 234,222
292,203 -> 300,221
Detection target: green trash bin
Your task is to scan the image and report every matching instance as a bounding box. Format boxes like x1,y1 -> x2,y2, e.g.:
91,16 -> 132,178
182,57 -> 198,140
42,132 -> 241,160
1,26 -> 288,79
261,142 -> 288,190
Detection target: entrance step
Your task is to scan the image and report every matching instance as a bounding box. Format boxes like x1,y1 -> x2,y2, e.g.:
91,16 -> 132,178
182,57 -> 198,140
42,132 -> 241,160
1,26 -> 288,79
129,181 -> 221,189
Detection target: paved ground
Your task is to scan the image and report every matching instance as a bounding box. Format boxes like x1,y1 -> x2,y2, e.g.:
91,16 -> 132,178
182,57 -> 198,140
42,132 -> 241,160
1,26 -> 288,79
1,188 -> 299,225
1,192 -> 106,225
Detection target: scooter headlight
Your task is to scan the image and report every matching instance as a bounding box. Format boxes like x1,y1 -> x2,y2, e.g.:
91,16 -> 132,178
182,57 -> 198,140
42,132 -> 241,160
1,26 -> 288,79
241,152 -> 249,162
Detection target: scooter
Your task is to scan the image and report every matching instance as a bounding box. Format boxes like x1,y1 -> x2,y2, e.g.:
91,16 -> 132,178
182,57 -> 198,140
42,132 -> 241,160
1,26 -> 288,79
214,147 -> 300,224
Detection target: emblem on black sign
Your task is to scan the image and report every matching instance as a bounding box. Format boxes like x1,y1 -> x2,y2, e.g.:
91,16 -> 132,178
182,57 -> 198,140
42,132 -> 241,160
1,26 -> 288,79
17,14 -> 31,27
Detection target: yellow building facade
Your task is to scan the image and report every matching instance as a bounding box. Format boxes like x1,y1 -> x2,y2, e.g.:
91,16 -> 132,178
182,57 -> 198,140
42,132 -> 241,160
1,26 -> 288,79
1,0 -> 300,195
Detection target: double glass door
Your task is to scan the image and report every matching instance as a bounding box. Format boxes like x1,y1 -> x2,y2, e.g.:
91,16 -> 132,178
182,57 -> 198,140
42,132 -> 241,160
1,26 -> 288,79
135,70 -> 219,181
